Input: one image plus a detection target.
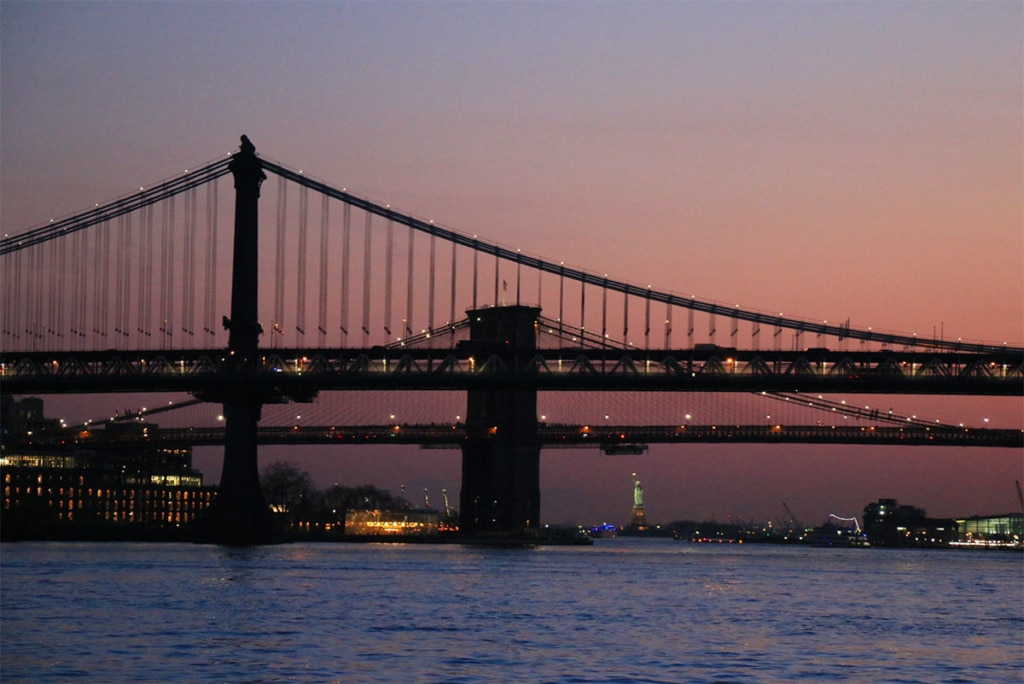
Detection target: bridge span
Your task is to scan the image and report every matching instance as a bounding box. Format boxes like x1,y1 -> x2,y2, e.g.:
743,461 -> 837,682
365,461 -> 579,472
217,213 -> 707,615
2,137 -> 1021,543
3,345 -> 1020,397
36,422 -> 1022,450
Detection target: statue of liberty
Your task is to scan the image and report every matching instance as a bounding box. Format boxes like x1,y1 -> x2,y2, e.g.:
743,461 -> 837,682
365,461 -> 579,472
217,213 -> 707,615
632,473 -> 644,508
630,473 -> 647,530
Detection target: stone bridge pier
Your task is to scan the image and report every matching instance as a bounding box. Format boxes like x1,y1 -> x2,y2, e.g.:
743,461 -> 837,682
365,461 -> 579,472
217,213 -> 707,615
459,306 -> 542,537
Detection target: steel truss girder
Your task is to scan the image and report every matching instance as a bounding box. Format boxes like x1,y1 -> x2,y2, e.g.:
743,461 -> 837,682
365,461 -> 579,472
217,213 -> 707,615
2,348 -> 1021,396
21,423 -> 1023,450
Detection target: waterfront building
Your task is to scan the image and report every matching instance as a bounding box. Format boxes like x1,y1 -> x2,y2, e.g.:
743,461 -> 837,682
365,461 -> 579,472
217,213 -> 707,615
863,498 -> 957,547
2,397 -> 216,538
955,513 -> 1023,547
345,508 -> 439,536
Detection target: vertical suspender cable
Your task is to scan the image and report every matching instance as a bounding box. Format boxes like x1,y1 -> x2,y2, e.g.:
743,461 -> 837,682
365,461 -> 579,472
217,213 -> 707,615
41,239 -> 51,345
126,210 -> 137,344
147,202 -> 157,346
161,198 -> 175,348
472,240 -> 478,311
125,212 -> 134,343
26,245 -> 37,349
11,250 -> 20,346
275,176 -> 287,339
15,248 -> 24,347
137,205 -> 149,345
709,309 -> 716,345
36,245 -> 46,347
340,202 -> 351,342
204,182 -> 219,345
1,251 -> 8,345
91,225 -> 102,348
536,266 -> 542,314
623,290 -> 629,343
102,218 -> 113,345
318,194 -> 329,343
3,250 -> 16,348
731,310 -> 739,345
579,277 -> 586,345
688,306 -> 695,348
34,242 -> 45,346
516,253 -> 521,306
48,237 -> 60,346
114,214 -> 127,341
59,231 -> 70,347
80,228 -> 91,349
73,230 -> 86,348
30,247 -> 41,349
297,184 -> 309,343
65,232 -> 74,344
665,302 -> 673,350
384,218 -> 393,337
405,225 -> 414,337
558,264 -> 564,340
601,277 -> 608,347
167,196 -> 175,348
493,251 -> 499,307
428,233 -> 436,337
158,202 -> 168,346
179,189 -> 189,343
183,188 -> 197,345
448,239 -> 456,333
95,219 -> 110,347
362,211 -> 372,345
645,287 -> 651,350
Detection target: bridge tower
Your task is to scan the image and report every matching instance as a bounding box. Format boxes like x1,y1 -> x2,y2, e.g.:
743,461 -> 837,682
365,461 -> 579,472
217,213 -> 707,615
460,305 -> 542,536
199,136 -> 278,545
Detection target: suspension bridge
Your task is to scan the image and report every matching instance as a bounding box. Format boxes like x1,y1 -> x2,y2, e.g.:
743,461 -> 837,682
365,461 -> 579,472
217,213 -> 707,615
3,136 -> 1020,542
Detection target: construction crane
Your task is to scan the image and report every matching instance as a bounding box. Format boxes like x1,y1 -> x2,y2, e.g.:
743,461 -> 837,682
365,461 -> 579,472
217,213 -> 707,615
423,488 -> 431,509
782,502 -> 800,529
441,489 -> 452,518
1016,480 -> 1023,514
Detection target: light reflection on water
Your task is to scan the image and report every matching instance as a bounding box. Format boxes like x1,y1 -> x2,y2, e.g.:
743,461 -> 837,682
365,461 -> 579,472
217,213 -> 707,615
1,540 -> 1021,683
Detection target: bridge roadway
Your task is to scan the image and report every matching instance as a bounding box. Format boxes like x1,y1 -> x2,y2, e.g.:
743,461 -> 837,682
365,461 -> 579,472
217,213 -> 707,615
35,422 -> 1024,450
2,346 -> 1021,396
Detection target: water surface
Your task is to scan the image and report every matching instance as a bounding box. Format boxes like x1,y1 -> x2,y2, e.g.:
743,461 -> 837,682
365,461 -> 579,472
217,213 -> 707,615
2,540 -> 1020,682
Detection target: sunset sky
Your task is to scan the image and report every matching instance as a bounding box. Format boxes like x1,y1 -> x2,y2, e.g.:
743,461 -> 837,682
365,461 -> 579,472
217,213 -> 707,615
2,1 -> 1021,527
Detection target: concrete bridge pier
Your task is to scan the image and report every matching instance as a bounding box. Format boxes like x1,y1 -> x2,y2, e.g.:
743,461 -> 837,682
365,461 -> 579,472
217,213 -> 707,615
205,395 -> 277,544
460,306 -> 542,537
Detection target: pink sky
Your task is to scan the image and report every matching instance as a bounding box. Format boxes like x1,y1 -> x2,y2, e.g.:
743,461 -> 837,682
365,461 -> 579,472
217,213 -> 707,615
2,2 -> 1021,526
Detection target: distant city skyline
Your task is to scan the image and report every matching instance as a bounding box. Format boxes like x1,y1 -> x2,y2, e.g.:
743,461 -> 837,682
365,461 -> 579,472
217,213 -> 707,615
2,1 -> 1020,526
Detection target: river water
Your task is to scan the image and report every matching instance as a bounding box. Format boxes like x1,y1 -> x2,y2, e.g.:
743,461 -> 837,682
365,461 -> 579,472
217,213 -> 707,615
1,539 -> 1020,683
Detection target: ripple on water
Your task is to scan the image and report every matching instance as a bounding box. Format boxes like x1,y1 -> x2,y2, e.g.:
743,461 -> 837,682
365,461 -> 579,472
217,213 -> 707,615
1,542 -> 1022,683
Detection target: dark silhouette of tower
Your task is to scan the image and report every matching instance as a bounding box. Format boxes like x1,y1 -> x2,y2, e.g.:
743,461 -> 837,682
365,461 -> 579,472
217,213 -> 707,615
459,306 -> 541,536
198,136 -> 278,545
